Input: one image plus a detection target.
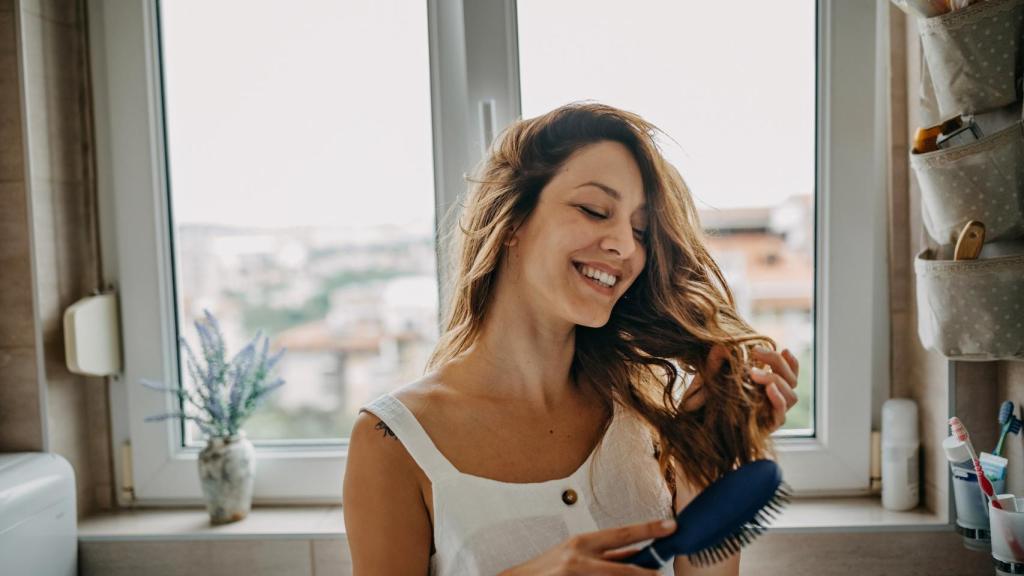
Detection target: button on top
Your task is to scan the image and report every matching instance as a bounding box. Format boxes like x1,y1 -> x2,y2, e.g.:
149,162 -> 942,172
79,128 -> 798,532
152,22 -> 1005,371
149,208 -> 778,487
561,488 -> 578,506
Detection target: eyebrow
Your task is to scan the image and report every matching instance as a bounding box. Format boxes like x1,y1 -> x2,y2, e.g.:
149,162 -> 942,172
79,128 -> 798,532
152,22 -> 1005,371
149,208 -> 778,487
575,181 -> 647,211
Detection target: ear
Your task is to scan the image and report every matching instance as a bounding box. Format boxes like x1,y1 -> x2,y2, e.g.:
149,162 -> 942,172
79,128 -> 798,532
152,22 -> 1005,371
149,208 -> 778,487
504,226 -> 519,247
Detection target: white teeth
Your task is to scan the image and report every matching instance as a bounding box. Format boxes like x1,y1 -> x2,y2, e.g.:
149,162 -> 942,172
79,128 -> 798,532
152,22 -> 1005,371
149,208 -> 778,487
576,264 -> 617,288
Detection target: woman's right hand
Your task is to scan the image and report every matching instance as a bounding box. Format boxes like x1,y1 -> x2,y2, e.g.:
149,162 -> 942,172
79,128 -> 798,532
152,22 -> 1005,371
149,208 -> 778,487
498,518 -> 676,575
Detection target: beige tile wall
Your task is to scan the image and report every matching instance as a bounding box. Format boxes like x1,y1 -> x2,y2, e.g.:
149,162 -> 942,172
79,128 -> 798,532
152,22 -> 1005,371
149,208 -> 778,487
890,4 -> 958,520
79,531 -> 988,576
0,0 -> 113,515
742,530 -> 991,575
80,538 -> 353,576
0,0 -> 46,454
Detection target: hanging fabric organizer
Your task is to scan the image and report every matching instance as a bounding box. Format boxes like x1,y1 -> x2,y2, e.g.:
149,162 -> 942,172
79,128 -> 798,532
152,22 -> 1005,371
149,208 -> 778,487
916,247 -> 1024,360
911,120 -> 1024,244
918,0 -> 1024,116
910,0 -> 1024,361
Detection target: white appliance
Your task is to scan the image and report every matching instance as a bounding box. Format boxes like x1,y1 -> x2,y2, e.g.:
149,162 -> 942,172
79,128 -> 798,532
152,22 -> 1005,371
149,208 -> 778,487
0,453 -> 77,576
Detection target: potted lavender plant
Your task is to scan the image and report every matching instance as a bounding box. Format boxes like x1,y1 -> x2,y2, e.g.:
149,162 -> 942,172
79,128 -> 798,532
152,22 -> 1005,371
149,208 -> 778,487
142,310 -> 286,524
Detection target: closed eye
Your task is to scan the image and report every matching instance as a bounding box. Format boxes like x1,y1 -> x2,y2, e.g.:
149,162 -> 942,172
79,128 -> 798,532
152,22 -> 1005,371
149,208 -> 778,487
579,206 -> 647,244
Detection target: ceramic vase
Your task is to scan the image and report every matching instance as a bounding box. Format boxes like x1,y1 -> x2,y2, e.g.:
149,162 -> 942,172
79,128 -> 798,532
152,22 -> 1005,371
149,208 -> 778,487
197,432 -> 255,524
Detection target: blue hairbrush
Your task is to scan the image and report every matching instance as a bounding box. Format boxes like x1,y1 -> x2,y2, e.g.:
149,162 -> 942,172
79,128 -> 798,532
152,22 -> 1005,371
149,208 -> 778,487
618,459 -> 790,569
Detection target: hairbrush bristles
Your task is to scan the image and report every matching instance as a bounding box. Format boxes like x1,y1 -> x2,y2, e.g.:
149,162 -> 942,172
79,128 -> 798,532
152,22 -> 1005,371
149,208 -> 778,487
620,460 -> 790,570
686,482 -> 792,567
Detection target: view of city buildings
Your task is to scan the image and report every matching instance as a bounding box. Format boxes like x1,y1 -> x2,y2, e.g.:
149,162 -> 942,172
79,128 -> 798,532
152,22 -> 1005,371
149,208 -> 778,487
175,194 -> 815,444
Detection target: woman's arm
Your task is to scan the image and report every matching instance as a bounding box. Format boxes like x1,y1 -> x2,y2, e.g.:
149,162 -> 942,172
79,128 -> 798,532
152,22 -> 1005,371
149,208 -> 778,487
343,411 -> 433,575
670,461 -> 740,576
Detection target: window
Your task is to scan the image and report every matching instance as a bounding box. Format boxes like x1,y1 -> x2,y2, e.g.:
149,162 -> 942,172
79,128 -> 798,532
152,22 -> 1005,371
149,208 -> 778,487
91,0 -> 882,502
515,0 -> 816,434
158,0 -> 437,446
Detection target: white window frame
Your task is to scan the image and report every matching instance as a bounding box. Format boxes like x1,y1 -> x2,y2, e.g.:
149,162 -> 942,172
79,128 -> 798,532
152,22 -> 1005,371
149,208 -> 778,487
91,0 -> 882,504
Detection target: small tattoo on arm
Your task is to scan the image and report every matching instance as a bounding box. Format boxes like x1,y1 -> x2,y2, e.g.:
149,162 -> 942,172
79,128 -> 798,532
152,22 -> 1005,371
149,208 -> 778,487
374,421 -> 398,440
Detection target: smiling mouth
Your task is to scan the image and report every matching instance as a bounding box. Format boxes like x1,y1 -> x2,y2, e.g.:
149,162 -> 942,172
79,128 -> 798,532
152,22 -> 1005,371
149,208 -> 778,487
572,262 -> 616,294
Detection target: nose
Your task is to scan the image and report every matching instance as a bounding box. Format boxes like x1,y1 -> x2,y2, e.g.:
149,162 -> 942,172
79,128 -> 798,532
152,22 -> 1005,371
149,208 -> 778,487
600,219 -> 638,259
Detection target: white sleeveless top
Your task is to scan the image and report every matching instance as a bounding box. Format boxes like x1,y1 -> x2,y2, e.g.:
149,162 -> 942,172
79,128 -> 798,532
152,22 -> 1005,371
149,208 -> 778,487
361,393 -> 676,576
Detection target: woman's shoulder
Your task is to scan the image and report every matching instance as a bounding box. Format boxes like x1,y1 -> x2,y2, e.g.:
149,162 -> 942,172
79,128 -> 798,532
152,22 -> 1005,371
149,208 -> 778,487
345,388 -> 434,572
359,371 -> 482,455
387,370 -> 460,418
353,372 -> 450,452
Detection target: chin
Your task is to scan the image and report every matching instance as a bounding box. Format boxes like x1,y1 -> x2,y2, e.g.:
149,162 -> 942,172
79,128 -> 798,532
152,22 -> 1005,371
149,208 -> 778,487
574,312 -> 612,329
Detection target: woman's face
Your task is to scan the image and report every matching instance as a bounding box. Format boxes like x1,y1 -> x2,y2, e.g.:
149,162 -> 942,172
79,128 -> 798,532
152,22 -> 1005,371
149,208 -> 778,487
508,140 -> 648,328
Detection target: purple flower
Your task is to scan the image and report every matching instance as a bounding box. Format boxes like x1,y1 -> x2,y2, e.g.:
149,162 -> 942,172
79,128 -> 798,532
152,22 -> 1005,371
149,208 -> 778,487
141,310 -> 286,438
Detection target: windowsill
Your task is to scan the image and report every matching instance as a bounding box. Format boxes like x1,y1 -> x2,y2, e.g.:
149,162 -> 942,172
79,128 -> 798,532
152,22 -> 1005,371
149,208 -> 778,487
767,496 -> 949,533
78,505 -> 347,541
77,496 -> 950,542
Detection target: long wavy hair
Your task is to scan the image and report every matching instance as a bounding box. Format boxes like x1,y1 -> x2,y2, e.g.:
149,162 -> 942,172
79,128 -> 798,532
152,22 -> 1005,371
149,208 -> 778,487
426,102 -> 778,494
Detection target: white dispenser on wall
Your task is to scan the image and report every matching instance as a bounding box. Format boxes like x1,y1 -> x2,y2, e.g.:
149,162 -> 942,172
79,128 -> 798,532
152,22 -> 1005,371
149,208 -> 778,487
881,398 -> 920,511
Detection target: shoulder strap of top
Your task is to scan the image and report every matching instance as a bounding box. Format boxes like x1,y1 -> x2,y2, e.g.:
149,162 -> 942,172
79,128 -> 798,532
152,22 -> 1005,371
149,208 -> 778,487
360,393 -> 460,482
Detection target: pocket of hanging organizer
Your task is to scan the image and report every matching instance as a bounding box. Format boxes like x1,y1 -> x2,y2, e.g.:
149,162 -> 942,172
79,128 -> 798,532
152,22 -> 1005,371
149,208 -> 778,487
914,246 -> 1024,361
910,120 -> 1024,244
918,0 -> 1024,116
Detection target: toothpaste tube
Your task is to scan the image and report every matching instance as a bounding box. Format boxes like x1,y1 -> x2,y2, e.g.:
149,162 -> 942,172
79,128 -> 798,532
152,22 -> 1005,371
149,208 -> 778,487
943,435 -> 972,466
981,451 -> 1008,482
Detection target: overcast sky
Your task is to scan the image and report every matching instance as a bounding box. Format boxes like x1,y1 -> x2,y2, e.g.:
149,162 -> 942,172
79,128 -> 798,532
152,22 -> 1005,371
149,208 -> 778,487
160,0 -> 814,232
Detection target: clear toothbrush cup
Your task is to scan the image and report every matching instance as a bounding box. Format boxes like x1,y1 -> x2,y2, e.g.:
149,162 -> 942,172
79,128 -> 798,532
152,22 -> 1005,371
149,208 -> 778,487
951,462 -> 1006,551
989,497 -> 1024,576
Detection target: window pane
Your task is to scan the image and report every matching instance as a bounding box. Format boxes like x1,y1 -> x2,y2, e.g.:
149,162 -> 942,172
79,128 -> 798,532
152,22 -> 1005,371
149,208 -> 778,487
517,0 -> 815,433
158,0 -> 437,444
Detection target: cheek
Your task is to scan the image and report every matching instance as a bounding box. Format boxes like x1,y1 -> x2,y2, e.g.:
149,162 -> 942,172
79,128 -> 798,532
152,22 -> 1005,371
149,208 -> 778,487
632,253 -> 647,283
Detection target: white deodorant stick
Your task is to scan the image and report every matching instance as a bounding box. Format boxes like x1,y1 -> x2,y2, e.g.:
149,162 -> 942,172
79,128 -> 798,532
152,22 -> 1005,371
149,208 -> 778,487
881,398 -> 920,511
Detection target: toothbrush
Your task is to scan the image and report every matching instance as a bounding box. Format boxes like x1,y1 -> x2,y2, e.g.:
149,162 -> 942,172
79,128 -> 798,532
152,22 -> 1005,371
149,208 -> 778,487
949,417 -> 1000,507
951,417 -> 1024,558
994,401 -> 1022,457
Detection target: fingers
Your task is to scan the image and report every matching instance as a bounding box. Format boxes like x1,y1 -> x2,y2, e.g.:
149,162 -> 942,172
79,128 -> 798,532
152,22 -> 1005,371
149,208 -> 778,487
751,369 -> 799,411
767,382 -> 789,429
750,346 -> 798,390
578,518 -> 676,553
781,348 -> 800,379
601,546 -> 641,560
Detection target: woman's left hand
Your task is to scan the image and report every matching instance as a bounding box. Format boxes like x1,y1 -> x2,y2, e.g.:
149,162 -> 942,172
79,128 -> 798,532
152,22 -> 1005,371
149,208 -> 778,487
748,346 -> 800,432
680,345 -> 800,433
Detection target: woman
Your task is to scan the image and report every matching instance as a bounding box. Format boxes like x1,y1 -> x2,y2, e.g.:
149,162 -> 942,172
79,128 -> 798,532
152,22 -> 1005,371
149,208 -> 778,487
343,102 -> 799,575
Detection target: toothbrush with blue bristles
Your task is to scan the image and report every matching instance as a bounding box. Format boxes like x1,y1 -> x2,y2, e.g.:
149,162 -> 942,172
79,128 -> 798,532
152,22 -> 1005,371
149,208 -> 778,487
994,400 -> 1022,457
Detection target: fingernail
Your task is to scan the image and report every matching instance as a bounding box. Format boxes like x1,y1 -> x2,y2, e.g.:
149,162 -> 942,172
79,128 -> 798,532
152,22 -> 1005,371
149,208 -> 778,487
661,519 -> 676,530
751,367 -> 766,377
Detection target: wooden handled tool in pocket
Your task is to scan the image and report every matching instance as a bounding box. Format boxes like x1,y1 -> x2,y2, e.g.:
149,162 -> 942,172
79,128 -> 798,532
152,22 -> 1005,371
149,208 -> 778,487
953,220 -> 985,261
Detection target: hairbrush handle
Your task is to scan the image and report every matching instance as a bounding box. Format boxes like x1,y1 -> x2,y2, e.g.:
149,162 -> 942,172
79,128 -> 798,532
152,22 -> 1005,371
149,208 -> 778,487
621,545 -> 672,569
